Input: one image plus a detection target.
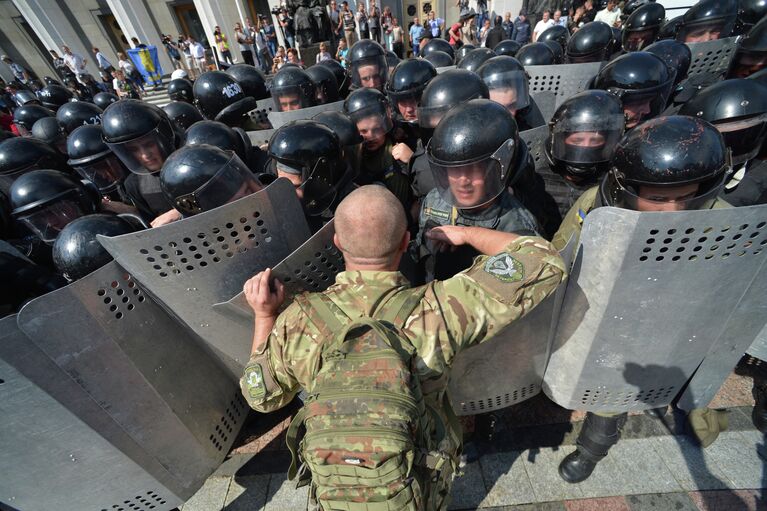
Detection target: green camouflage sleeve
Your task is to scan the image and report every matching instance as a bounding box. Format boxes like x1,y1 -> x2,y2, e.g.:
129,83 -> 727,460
551,186 -> 598,251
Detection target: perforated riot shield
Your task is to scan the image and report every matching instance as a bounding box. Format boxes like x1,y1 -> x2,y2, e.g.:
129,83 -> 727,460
213,220 -> 344,321
98,179 -> 311,376
527,61 -> 603,107
747,324 -> 767,362
520,126 -> 575,218
267,100 -> 344,129
529,90 -> 556,124
14,260 -> 249,506
247,97 -> 275,126
449,237 -> 576,416
686,36 -> 740,78
543,205 -> 767,413
248,128 -> 276,147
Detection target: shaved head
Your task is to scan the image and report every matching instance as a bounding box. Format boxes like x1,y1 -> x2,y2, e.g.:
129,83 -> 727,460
334,185 -> 407,265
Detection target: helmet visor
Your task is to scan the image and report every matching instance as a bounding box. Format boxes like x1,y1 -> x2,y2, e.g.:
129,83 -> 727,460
105,126 -> 176,175
485,70 -> 531,113
602,170 -> 728,211
272,86 -> 316,112
174,153 -> 262,216
551,114 -> 625,164
729,50 -> 767,79
74,155 -> 128,193
390,91 -> 421,123
349,105 -> 394,144
676,19 -> 733,44
351,56 -> 388,90
429,139 -> 514,209
18,198 -> 86,243
622,28 -> 658,52
609,81 -> 673,128
713,113 -> 767,165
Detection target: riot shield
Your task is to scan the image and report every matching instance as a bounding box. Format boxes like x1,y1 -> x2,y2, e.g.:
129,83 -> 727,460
747,324 -> 767,362
526,61 -> 603,107
213,220 -> 344,322
247,97 -> 275,126
449,236 -> 576,416
248,128 -> 276,147
0,315 -> 185,510
529,90 -> 556,123
543,205 -> 767,412
14,261 -> 249,503
686,36 -> 740,78
98,179 -> 312,376
267,100 -> 344,129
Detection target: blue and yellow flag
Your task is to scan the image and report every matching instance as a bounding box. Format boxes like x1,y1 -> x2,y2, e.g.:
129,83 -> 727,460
128,46 -> 164,86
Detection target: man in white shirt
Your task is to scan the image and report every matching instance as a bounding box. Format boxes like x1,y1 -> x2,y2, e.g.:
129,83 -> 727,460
62,45 -> 88,83
594,0 -> 621,28
92,47 -> 115,74
532,10 -> 555,41
189,37 -> 207,76
1,55 -> 29,84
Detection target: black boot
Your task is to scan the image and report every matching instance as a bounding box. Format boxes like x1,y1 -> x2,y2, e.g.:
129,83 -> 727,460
559,412 -> 627,484
462,412 -> 500,464
644,406 -> 668,419
753,379 -> 767,434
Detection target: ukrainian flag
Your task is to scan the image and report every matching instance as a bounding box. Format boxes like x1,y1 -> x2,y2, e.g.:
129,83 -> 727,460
128,46 -> 164,86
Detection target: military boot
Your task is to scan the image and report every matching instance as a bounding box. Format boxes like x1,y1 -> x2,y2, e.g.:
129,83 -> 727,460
559,412 -> 627,484
752,378 -> 767,434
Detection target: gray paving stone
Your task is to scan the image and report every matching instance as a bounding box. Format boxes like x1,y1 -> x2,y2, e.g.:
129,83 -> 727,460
477,452 -> 535,507
182,476 -> 230,511
521,445 -> 585,502
264,473 -> 308,511
223,475 -> 269,510
704,431 -> 766,489
625,492 -> 699,511
449,461 -> 487,510
480,502 -> 566,511
651,435 -> 734,491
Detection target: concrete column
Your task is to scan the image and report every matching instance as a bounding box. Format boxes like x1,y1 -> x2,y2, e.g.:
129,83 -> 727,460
266,0 -> 287,49
0,45 -> 15,83
11,0 -> 100,77
103,0 -> 173,74
192,0 -> 250,65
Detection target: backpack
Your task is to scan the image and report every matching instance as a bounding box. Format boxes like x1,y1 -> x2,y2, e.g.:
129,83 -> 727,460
286,289 -> 455,510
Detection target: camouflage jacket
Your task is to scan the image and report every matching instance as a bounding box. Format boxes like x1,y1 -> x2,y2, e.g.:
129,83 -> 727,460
241,236 -> 567,456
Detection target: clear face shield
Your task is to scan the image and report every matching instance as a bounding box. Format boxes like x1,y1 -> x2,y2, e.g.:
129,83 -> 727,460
429,139 -> 515,209
349,104 -> 393,151
272,85 -> 315,112
73,154 -> 129,194
174,153 -> 262,216
270,157 -> 342,216
105,124 -> 176,175
677,19 -> 732,43
713,112 -> 767,166
486,71 -> 531,117
18,197 -> 87,244
351,56 -> 388,91
622,28 -> 658,52
389,90 -> 421,123
550,114 -> 625,166
729,50 -> 767,79
609,79 -> 674,129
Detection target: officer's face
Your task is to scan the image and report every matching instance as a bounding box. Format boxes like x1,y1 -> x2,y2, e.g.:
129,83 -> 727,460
125,139 -> 165,172
490,88 -> 519,117
731,53 -> 767,79
636,183 -> 699,211
447,164 -> 486,208
624,99 -> 653,129
277,169 -> 305,199
356,116 -> 387,151
358,64 -> 383,90
565,131 -> 605,148
684,27 -> 722,43
278,93 -> 302,111
397,97 -> 418,121
624,29 -> 655,51
228,179 -> 262,203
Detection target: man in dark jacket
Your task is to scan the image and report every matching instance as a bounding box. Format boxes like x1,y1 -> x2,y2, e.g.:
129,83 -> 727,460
486,16 -> 507,49
512,10 -> 532,44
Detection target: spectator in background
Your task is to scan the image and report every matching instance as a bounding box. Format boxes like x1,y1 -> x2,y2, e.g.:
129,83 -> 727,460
486,16 -> 507,49
502,12 -> 514,39
178,35 -> 194,76
336,38 -> 349,67
287,48 -> 303,66
357,3 -> 370,40
369,0 -> 381,43
449,17 -> 463,46
92,47 -> 115,75
272,46 -> 287,73
112,69 -> 140,99
262,17 -> 278,57
161,37 -> 183,70
553,9 -> 567,27
189,36 -> 207,76
427,10 -> 445,38
252,19 -> 271,73
1,55 -> 30,84
390,18 -> 404,58
581,0 -> 597,25
480,18 -> 492,47
457,0 -> 470,17
594,0 -> 621,27
214,26 -> 233,65
50,50 -> 73,80
409,17 -> 426,56
235,22 -> 254,66
279,8 -> 296,48
316,41 -> 333,63
130,37 -> 148,49
382,6 -> 394,51
118,51 -> 144,91
476,0 -> 489,38
341,2 -> 357,47
533,10 -> 555,41
329,0 -> 342,50
461,11 -> 478,46
513,10 -> 531,44
62,45 -> 88,83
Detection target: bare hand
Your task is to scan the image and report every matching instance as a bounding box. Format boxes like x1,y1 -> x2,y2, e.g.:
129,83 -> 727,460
391,143 -> 414,163
426,225 -> 470,247
150,209 -> 182,228
243,268 -> 285,319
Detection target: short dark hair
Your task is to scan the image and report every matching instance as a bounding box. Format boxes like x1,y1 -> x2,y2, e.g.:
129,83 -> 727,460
495,16 -> 502,24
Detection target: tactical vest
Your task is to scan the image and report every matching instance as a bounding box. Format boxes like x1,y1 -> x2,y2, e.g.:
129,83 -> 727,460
136,173 -> 174,217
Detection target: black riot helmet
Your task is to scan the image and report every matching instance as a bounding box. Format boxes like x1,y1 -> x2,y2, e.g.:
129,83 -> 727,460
455,44 -> 476,65
645,39 -> 692,87
421,38 -> 456,60
67,124 -> 128,194
679,79 -> 767,166
270,66 -> 317,112
349,39 -> 388,91
423,50 -> 454,68
418,69 -> 489,131
56,101 -> 103,134
343,87 -> 394,149
622,2 -> 666,51
317,59 -> 351,98
545,90 -> 626,185
493,39 -> 522,57
676,0 -> 738,43
620,0 -> 656,23
457,47 -> 496,72
162,101 -> 205,131
0,136 -> 69,194
385,51 -> 401,73
36,84 -> 74,110
728,17 -> 767,78
566,21 -> 614,63
602,115 -> 730,211
12,104 -> 55,136
10,169 -> 98,243
542,40 -> 565,64
53,214 -> 137,281
538,25 -> 570,49
267,120 -> 349,216
306,65 -> 340,104
516,43 -> 556,66
193,71 -> 258,126
737,0 -> 767,33
43,76 -> 62,86
167,78 -> 194,103
313,110 -> 364,147
185,120 -> 248,162
594,51 -> 675,129
427,99 -> 520,209
93,92 -> 119,110
32,117 -> 67,153
14,90 -> 41,107
160,144 -> 262,217
476,56 -> 531,116
101,99 -> 180,175
225,64 -> 269,100
658,16 -> 684,40
748,66 -> 767,86
386,58 -> 437,124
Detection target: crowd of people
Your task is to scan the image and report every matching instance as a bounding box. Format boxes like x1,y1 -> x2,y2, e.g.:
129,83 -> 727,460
2,0 -> 767,509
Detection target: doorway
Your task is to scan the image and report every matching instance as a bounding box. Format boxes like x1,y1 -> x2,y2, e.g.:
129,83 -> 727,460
99,14 -> 130,54
174,3 -> 209,47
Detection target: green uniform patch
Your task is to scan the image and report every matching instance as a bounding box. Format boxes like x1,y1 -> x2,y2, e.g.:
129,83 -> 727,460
484,253 -> 524,282
423,206 -> 451,221
244,363 -> 266,401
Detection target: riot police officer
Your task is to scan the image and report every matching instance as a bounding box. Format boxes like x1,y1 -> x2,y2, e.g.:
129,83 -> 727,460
162,100 -> 205,131
422,51 -> 454,68
515,43 -> 556,66
55,100 -> 103,134
457,47 -> 496,72
317,59 -> 351,98
675,0 -> 738,43
421,38 -> 455,61
31,117 -> 68,154
645,39 -> 692,88
225,64 -> 270,100
476,56 -> 545,130
621,2 -> 666,52
36,84 -> 74,111
0,136 -> 70,194
67,124 -> 132,206
727,17 -> 767,79
306,64 -> 341,105
193,71 -> 258,128
566,21 -> 614,63
313,110 -> 363,171
385,58 -> 436,125
167,78 -> 195,103
93,91 -> 119,110
493,40 -> 522,58
12,104 -> 55,136
185,119 -> 268,173
348,39 -> 388,91
270,66 -> 317,112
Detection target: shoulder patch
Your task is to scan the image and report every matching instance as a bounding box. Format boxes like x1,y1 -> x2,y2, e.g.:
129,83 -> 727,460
424,206 -> 450,221
484,253 -> 524,282
244,363 -> 266,401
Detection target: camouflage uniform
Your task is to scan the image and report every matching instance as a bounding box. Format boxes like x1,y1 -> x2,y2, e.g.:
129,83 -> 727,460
241,236 -> 567,509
